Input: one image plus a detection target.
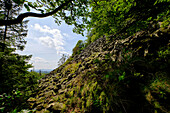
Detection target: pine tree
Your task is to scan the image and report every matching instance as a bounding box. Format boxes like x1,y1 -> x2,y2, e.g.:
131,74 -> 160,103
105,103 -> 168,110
0,0 -> 31,94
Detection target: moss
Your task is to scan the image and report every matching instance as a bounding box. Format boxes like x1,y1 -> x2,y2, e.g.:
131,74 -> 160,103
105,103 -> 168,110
55,76 -> 60,80
43,110 -> 50,113
99,91 -> 106,105
60,78 -> 67,83
28,97 -> 36,102
43,103 -> 48,108
63,57 -> 73,66
67,82 -> 73,88
63,62 -> 81,75
69,90 -> 74,97
86,96 -> 93,108
52,96 -> 60,101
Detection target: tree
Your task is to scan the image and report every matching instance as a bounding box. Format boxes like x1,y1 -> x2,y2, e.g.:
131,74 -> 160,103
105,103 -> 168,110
0,0 -> 91,35
72,40 -> 85,55
58,54 -> 69,67
87,0 -> 170,42
0,1 -> 43,110
0,0 -> 31,94
0,0 -> 29,51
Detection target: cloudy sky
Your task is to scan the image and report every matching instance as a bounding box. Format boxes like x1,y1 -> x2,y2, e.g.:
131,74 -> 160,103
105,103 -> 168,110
17,16 -> 85,70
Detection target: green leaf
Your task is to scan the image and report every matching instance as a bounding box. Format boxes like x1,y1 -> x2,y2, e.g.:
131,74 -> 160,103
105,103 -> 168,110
37,9 -> 44,14
33,2 -> 38,7
119,72 -> 126,81
50,2 -> 55,7
13,0 -> 25,5
105,75 -> 110,79
24,4 -> 30,11
28,2 -> 35,8
13,0 -> 18,4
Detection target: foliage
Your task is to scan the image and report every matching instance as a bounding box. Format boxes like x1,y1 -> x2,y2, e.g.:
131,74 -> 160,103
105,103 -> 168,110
0,0 -> 91,35
0,0 -> 29,50
0,0 -> 169,113
0,47 -> 32,93
72,40 -> 85,56
0,89 -> 22,112
86,0 -> 170,43
0,71 -> 43,112
0,0 -> 45,112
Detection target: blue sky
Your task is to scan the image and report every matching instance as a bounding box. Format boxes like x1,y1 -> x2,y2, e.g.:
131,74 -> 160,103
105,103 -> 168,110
17,16 -> 86,70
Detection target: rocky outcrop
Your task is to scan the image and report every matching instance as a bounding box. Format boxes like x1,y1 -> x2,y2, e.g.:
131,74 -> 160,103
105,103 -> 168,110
28,25 -> 170,113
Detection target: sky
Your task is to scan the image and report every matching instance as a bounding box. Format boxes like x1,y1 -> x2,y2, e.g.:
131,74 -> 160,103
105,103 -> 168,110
17,16 -> 86,70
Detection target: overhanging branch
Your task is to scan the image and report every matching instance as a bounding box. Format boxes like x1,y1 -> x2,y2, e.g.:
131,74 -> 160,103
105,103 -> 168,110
0,0 -> 72,26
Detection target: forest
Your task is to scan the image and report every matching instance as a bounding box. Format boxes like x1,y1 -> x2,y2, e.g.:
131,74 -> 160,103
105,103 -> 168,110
0,0 -> 169,113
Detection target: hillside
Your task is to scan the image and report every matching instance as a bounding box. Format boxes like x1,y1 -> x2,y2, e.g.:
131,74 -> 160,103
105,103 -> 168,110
27,23 -> 170,113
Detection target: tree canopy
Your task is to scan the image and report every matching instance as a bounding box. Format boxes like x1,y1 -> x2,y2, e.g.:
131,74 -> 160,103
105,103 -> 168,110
0,0 -> 91,35
0,0 -> 169,37
87,0 -> 170,42
0,1 -> 44,112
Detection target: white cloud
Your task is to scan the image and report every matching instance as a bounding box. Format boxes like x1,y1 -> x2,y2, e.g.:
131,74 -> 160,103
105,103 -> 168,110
63,33 -> 77,40
39,36 -> 55,48
63,33 -> 70,38
30,57 -> 56,69
57,51 -> 71,56
31,57 -> 49,63
32,23 -> 66,54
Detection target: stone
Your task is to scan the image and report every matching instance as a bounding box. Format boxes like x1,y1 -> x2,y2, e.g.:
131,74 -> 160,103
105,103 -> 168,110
47,102 -> 66,111
36,97 -> 45,105
58,89 -> 67,94
36,109 -> 50,113
27,97 -> 36,102
36,104 -> 44,110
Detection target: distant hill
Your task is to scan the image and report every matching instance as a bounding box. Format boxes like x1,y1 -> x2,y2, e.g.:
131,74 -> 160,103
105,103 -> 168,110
29,69 -> 53,74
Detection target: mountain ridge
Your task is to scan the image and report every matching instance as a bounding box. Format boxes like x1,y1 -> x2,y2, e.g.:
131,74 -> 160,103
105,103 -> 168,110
28,24 -> 170,113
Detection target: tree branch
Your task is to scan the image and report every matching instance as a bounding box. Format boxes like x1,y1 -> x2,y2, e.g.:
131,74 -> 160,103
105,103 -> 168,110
0,0 -> 72,26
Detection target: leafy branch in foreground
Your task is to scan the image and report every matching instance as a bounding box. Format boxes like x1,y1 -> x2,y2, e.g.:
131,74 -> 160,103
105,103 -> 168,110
0,0 -> 72,26
0,0 -> 91,35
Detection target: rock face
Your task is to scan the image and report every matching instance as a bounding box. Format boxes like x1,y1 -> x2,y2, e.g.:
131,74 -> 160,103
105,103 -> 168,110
28,25 -> 170,113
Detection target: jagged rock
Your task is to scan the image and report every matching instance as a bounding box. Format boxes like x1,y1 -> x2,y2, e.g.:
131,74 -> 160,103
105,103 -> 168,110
36,109 -> 50,113
56,83 -> 61,89
47,102 -> 66,111
36,104 -> 45,110
44,90 -> 56,98
27,97 -> 36,102
58,89 -> 67,94
27,97 -> 36,108
36,97 -> 45,105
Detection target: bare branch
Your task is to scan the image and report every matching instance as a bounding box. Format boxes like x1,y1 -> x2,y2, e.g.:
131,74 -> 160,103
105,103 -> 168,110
0,0 -> 72,26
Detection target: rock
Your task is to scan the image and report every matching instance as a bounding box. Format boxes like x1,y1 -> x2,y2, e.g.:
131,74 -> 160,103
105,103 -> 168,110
36,109 -> 50,113
27,25 -> 170,112
44,90 -> 56,98
28,97 -> 36,102
58,89 -> 67,94
36,97 -> 45,105
27,97 -> 36,108
36,104 -> 44,110
47,102 -> 66,112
